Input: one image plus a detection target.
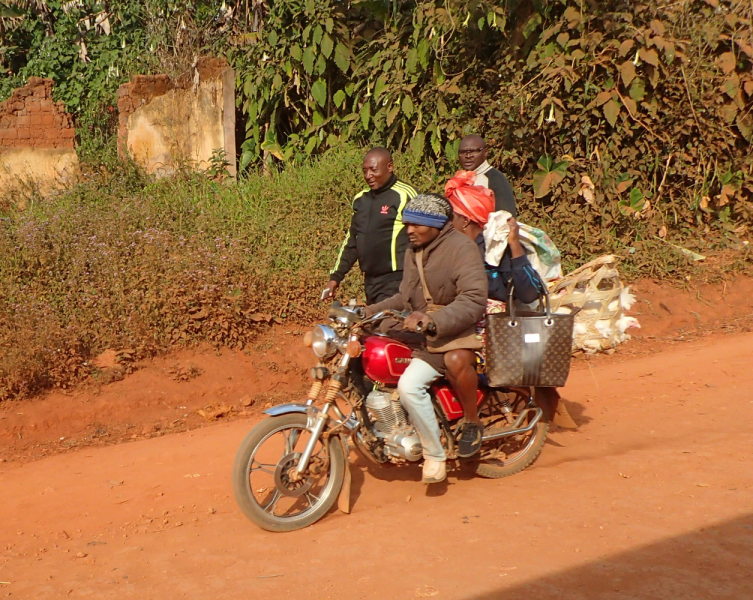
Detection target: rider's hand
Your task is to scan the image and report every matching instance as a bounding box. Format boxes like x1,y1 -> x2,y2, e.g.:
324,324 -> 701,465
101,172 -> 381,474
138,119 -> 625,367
321,280 -> 339,301
507,217 -> 525,259
404,311 -> 434,333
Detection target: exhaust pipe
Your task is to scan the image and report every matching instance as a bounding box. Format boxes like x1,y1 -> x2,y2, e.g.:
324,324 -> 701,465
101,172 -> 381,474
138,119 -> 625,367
482,407 -> 543,441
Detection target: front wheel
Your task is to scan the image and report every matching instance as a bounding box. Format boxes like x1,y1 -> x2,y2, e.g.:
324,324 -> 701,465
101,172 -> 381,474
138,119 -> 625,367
232,413 -> 345,532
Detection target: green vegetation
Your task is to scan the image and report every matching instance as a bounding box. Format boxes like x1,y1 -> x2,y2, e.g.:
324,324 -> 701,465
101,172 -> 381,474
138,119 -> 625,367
1,145 -> 749,400
0,147 -> 416,399
0,1 -> 752,399
2,1 -> 750,251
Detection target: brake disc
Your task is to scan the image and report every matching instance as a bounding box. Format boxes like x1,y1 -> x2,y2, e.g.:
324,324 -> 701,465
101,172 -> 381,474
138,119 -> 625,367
274,452 -> 315,497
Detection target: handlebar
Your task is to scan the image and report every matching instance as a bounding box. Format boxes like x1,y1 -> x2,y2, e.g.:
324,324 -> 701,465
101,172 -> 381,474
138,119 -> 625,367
357,309 -> 437,335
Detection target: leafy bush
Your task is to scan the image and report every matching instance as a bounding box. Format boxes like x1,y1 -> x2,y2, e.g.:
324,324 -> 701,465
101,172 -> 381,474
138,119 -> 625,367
478,1 -> 753,273
229,0 -> 504,166
2,142 -> 749,401
0,147 -> 367,399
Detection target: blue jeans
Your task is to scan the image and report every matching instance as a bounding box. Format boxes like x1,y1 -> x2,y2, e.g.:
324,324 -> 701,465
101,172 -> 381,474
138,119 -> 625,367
397,358 -> 446,461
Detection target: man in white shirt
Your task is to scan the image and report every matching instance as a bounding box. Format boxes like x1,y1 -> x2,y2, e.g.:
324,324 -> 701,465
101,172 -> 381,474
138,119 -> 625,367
458,135 -> 517,217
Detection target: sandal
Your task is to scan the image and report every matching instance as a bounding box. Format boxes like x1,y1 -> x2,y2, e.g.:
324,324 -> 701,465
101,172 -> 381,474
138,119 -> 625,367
458,422 -> 483,458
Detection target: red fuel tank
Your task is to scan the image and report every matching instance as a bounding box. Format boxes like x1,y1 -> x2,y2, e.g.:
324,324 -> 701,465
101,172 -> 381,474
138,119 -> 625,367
361,336 -> 412,384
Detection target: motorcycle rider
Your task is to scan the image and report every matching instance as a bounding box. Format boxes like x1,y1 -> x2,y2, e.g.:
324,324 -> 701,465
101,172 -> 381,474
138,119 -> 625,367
365,193 -> 487,484
443,176 -> 545,456
323,147 -> 418,304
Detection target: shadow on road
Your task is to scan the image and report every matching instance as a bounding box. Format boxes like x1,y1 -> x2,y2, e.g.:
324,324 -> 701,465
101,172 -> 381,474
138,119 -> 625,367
346,395 -> 592,510
560,398 -> 591,427
462,513 -> 753,600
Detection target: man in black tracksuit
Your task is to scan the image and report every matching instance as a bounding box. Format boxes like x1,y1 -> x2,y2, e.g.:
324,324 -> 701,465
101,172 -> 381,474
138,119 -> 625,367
323,147 -> 418,304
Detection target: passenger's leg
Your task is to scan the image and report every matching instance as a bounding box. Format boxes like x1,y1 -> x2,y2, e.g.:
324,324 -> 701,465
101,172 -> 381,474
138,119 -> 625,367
397,358 -> 445,465
444,349 -> 481,424
444,349 -> 484,458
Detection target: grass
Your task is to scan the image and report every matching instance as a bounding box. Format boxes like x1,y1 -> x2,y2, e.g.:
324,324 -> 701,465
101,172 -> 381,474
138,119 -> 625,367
0,144 -> 747,401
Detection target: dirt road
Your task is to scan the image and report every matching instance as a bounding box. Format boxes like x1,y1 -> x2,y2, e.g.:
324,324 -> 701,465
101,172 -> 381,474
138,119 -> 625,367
2,330 -> 753,599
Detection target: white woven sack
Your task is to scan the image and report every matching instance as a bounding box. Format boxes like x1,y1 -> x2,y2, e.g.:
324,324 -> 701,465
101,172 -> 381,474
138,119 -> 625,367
548,255 -> 640,353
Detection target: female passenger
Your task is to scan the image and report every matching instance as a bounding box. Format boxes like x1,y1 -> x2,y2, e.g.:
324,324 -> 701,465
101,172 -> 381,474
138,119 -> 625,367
443,175 -> 544,457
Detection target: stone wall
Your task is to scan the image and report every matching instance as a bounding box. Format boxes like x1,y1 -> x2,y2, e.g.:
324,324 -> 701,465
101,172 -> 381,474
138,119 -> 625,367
0,77 -> 79,192
117,57 -> 236,178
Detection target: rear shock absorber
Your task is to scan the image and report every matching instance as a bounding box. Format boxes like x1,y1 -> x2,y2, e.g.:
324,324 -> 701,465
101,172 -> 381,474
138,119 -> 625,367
499,397 -> 515,425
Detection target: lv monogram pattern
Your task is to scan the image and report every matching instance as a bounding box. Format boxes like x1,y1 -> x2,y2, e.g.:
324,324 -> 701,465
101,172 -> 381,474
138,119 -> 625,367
485,312 -> 574,388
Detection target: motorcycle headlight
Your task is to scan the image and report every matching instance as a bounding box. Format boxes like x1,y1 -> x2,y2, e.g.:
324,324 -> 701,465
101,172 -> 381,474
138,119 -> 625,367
311,324 -> 337,358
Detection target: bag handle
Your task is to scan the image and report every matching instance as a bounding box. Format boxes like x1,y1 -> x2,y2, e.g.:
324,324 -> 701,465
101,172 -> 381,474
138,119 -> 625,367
505,281 -> 553,326
415,249 -> 433,305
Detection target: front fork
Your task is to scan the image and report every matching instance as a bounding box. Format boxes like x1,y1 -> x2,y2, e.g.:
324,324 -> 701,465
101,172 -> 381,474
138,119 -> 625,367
294,344 -> 355,477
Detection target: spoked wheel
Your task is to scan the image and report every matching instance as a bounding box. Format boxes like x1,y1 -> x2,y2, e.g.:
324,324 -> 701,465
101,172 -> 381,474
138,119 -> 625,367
475,389 -> 550,479
232,413 -> 345,532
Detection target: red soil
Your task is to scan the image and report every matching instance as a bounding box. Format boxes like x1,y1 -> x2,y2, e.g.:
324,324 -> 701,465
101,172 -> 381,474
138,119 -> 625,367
1,276 -> 752,598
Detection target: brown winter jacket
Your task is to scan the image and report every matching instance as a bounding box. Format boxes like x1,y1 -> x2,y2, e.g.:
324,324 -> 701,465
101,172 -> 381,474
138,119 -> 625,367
367,222 -> 487,347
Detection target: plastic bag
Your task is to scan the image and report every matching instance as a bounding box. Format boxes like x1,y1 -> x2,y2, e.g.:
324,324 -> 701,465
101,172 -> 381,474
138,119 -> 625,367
484,210 -> 563,282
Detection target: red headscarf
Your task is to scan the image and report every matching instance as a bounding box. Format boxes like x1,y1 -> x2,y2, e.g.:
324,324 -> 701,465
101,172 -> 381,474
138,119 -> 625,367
444,170 -> 496,226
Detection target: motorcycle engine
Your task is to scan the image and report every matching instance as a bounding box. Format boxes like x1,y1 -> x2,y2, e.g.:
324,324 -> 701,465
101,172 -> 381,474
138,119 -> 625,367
365,389 -> 423,462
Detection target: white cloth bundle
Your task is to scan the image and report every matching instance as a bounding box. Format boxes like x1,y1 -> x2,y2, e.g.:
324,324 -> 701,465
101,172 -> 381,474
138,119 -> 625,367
483,211 -> 563,282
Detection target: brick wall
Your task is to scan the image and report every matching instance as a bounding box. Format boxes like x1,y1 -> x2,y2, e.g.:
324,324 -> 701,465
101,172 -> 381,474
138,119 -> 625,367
0,77 -> 75,152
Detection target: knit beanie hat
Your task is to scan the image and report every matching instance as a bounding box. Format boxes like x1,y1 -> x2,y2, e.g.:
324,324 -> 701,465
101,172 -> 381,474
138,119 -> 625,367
401,193 -> 453,228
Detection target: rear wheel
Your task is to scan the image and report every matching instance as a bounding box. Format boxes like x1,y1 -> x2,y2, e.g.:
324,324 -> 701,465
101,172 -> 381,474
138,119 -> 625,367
232,413 -> 345,532
475,390 -> 551,479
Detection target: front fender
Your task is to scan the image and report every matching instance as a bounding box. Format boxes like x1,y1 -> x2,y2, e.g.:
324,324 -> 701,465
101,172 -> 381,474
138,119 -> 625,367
262,403 -> 312,417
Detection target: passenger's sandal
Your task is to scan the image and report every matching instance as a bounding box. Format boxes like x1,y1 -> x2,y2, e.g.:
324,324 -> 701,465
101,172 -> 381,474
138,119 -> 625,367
458,422 -> 483,458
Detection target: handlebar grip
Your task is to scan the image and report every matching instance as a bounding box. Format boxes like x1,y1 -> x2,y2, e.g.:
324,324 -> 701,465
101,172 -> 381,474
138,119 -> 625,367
415,322 -> 437,335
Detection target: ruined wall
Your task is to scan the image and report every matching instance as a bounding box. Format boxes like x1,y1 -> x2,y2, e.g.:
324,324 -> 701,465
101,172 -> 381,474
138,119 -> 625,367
0,77 -> 79,192
117,58 -> 236,178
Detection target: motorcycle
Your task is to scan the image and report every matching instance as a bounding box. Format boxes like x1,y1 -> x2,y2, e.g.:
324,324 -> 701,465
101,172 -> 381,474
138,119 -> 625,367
232,303 -> 555,532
